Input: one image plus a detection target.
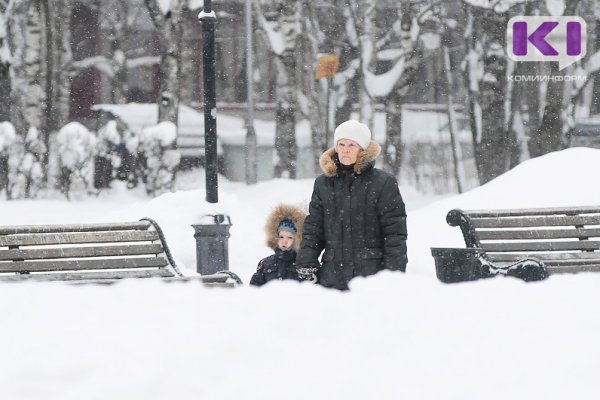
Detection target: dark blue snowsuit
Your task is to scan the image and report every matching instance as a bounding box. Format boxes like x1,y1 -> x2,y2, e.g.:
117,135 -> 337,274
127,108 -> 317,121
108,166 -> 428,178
250,248 -> 301,286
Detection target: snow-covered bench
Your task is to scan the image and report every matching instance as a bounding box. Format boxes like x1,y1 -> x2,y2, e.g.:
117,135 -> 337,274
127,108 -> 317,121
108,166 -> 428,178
432,206 -> 600,282
0,218 -> 241,286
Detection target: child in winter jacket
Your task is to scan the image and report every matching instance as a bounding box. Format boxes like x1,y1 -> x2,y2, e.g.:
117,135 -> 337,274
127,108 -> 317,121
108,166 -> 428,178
250,204 -> 306,286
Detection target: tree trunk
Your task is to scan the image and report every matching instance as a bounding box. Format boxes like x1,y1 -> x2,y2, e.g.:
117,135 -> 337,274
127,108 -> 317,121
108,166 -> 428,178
158,11 -> 182,123
301,0 -> 330,175
273,51 -> 297,178
353,0 -> 377,130
333,48 -> 358,142
109,1 -> 129,104
462,8 -> 483,184
528,0 -> 580,158
0,5 -> 10,121
6,0 -> 60,197
145,0 -> 184,124
591,20 -> 600,115
530,63 -> 564,157
179,11 -> 196,106
478,56 -> 509,183
272,0 -> 300,178
304,47 -> 327,176
524,62 -> 541,150
9,0 -> 45,137
467,8 -> 512,184
42,0 -> 72,174
0,61 -> 9,120
383,93 -> 402,176
382,1 -> 417,175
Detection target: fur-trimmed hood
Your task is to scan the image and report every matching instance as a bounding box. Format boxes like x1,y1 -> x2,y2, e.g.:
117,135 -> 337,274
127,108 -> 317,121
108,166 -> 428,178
265,204 -> 307,251
319,140 -> 381,177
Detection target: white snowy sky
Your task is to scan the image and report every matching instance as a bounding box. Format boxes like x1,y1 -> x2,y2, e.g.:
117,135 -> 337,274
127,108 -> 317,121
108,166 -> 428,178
1,147 -> 600,399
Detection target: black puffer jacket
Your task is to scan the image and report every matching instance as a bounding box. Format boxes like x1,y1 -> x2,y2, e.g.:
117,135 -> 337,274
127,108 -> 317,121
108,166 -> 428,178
250,248 -> 301,286
295,141 -> 407,290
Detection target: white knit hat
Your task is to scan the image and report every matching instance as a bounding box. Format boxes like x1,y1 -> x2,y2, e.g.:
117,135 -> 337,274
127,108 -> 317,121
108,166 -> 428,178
334,120 -> 371,149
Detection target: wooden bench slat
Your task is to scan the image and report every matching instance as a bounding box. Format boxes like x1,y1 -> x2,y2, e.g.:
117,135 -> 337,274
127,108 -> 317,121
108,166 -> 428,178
494,254 -> 600,266
0,257 -> 168,273
477,228 -> 600,240
0,268 -> 174,281
488,252 -> 600,262
462,206 -> 600,218
482,241 -> 600,252
0,231 -> 160,247
0,244 -> 164,261
472,215 -> 600,228
543,259 -> 600,266
0,221 -> 151,235
547,264 -> 600,274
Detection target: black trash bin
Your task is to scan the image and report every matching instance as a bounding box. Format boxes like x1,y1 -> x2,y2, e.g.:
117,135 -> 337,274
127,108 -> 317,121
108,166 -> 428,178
430,247 -> 488,283
192,215 -> 232,275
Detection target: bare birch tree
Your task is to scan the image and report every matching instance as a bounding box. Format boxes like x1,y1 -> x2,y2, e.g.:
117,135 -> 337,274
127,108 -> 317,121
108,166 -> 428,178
0,1 -> 11,193
5,0 -> 74,197
0,1 -> 10,121
144,0 -> 185,124
254,0 -> 300,178
6,0 -> 47,198
43,0 -> 71,152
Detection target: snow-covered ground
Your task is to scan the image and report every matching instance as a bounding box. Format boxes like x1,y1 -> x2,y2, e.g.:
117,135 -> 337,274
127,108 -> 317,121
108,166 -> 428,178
1,147 -> 600,399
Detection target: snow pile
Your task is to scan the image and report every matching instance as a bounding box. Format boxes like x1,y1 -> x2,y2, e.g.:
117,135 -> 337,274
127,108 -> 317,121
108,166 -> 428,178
7,126 -> 46,199
130,121 -> 181,195
0,121 -> 16,153
56,122 -> 98,197
1,147 -> 600,399
57,122 -> 97,170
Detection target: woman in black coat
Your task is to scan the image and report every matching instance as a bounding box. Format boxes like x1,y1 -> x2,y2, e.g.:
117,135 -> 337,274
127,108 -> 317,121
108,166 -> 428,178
295,120 -> 407,290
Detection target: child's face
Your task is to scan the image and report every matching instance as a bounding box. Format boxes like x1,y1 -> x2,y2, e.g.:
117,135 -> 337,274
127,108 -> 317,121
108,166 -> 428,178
278,230 -> 294,250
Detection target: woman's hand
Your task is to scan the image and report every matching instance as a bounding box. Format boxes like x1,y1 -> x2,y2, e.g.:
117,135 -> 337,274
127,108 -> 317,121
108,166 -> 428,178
296,267 -> 318,283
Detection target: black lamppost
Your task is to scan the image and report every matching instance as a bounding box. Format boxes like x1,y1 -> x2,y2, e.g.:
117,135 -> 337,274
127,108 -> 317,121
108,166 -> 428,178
199,0 -> 218,203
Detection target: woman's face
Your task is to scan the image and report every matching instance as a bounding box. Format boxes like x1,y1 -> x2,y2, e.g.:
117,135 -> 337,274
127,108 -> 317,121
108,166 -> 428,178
336,139 -> 361,165
278,231 -> 294,250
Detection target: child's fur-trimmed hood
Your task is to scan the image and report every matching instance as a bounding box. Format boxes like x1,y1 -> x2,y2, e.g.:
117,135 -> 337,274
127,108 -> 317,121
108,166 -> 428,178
265,204 -> 307,251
